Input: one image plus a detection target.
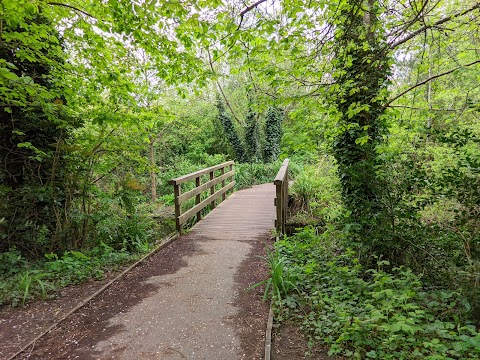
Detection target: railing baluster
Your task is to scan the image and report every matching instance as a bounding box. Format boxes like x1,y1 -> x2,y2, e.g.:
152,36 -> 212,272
210,171 -> 215,209
195,176 -> 201,222
173,183 -> 182,235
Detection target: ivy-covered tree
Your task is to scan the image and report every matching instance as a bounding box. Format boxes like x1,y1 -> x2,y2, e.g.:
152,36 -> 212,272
216,95 -> 245,162
263,106 -> 283,163
330,0 -> 391,249
244,99 -> 260,162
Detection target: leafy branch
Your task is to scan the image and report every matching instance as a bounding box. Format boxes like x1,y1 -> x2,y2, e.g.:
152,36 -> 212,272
207,48 -> 244,125
237,0 -> 268,30
386,59 -> 480,106
47,2 -> 96,19
390,3 -> 480,49
388,105 -> 466,112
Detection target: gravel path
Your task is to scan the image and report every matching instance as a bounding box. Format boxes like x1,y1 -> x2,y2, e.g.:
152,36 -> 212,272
9,183 -> 275,360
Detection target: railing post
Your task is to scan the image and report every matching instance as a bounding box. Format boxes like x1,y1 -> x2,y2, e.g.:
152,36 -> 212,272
276,182 -> 282,234
221,166 -> 226,201
195,176 -> 201,222
173,183 -> 182,236
283,170 -> 288,234
230,164 -> 234,195
274,158 -> 289,236
209,171 -> 215,209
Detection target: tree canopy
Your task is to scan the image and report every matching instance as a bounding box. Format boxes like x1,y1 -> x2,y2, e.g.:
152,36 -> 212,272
1,0 -> 480,355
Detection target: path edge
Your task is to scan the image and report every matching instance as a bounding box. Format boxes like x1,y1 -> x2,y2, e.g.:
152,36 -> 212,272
8,232 -> 179,360
265,233 -> 278,360
264,304 -> 274,360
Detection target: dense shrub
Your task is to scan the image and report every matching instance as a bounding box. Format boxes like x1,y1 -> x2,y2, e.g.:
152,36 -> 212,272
235,160 -> 289,190
290,157 -> 343,224
0,244 -> 139,306
268,228 -> 480,359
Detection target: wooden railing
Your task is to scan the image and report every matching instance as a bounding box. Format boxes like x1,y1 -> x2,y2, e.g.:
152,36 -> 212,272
274,158 -> 289,235
169,161 -> 235,235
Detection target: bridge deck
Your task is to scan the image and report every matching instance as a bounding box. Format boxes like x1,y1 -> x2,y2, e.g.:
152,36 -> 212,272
16,183 -> 276,360
192,182 -> 276,240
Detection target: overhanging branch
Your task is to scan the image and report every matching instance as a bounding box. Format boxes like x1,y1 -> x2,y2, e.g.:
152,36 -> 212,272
237,0 -> 268,30
47,2 -> 96,19
390,3 -> 480,49
207,48 -> 244,125
388,105 -> 466,112
385,59 -> 480,106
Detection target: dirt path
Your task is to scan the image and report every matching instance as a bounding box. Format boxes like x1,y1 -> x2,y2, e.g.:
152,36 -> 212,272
2,183 -> 275,360
0,276 -> 116,359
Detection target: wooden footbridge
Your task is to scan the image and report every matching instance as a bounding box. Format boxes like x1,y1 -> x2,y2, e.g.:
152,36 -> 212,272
5,160 -> 290,360
169,159 -> 290,237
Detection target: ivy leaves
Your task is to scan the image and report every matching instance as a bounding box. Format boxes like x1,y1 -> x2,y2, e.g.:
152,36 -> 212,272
264,106 -> 283,162
216,93 -> 284,163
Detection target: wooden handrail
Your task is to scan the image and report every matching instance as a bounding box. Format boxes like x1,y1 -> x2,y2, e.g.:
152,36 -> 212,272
169,161 -> 235,234
274,159 -> 289,235
170,161 -> 234,185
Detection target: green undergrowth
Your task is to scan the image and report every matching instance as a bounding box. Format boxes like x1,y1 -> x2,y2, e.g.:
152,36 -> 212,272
234,159 -> 301,190
0,232 -> 164,307
267,227 -> 480,359
289,157 -> 343,225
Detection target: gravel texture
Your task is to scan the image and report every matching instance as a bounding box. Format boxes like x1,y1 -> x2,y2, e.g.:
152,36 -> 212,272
5,183 -> 276,360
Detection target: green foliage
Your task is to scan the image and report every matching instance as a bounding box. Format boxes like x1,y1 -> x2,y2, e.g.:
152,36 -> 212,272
0,6 -> 75,255
118,214 -> 156,252
216,93 -> 284,165
1,1 -> 478,346
263,106 -> 283,163
330,1 -> 392,250
257,245 -> 298,303
18,270 -> 50,305
0,247 -> 27,277
280,106 -> 322,164
267,228 -> 480,359
0,243 -> 142,306
359,122 -> 480,319
234,160 -> 290,190
216,96 -> 245,162
290,157 -> 343,224
244,99 -> 260,162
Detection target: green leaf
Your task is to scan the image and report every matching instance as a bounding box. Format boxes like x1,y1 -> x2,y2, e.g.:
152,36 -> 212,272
390,323 -> 402,332
1,69 -> 19,81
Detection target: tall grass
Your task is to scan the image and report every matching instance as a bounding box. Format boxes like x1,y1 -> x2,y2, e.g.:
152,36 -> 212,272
290,156 -> 343,223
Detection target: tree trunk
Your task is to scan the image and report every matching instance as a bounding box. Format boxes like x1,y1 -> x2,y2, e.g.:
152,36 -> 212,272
331,0 -> 391,246
149,135 -> 157,202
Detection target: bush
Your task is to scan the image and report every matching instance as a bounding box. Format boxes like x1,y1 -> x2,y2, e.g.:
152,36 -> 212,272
234,161 -> 285,190
0,243 -> 141,306
267,227 -> 480,359
290,157 -> 343,224
0,247 -> 27,277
